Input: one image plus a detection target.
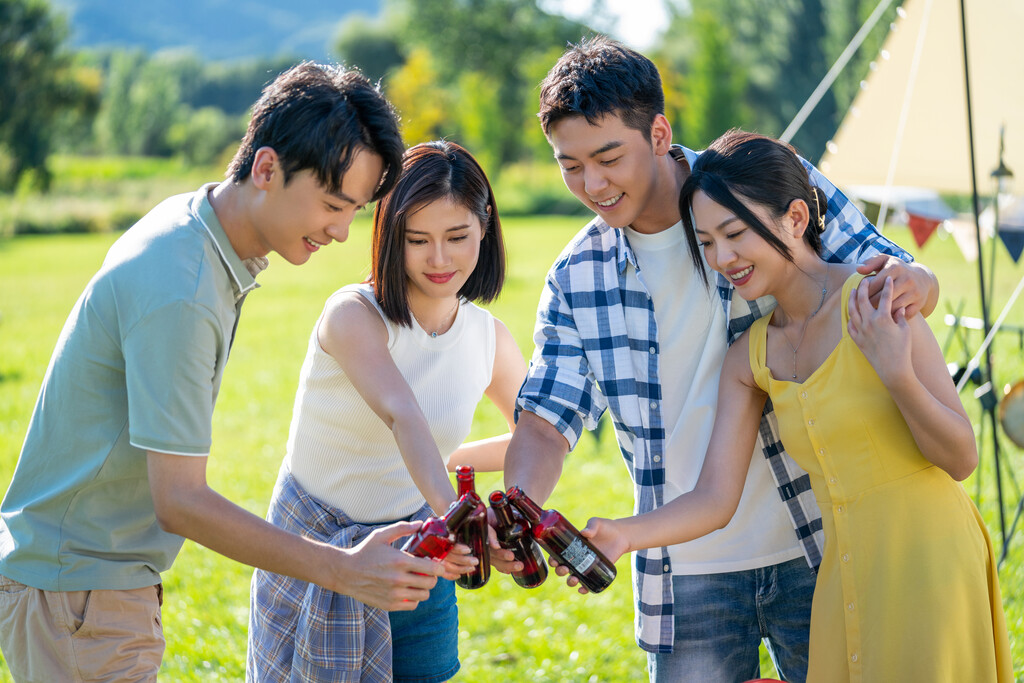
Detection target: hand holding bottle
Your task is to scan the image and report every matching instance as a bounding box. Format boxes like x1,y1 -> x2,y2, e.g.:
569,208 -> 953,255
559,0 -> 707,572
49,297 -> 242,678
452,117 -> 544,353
439,541 -> 478,581
553,517 -> 630,594
506,486 -> 615,593
485,507 -> 525,576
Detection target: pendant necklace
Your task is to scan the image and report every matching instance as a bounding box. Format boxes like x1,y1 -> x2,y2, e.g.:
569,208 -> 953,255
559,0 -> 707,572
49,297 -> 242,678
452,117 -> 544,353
414,299 -> 459,338
779,262 -> 831,380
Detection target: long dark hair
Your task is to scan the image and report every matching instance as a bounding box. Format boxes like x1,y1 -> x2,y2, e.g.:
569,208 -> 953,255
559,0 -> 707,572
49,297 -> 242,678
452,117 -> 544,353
370,140 -> 506,326
680,129 -> 827,286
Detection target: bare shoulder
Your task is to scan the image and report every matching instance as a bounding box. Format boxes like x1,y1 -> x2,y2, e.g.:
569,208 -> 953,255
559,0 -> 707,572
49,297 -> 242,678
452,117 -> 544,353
724,329 -> 758,389
318,288 -> 387,357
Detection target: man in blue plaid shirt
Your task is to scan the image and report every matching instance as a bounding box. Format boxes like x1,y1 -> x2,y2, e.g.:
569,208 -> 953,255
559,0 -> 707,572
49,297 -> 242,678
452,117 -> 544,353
503,37 -> 938,682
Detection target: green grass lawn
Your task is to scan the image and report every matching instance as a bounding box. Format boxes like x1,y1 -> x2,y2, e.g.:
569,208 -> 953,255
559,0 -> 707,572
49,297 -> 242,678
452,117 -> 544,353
1,218 -> 1023,681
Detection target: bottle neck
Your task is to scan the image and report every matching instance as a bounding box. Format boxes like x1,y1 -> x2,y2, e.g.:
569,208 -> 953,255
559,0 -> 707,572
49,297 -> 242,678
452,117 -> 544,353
489,491 -> 516,527
443,495 -> 475,532
506,486 -> 542,523
455,465 -> 475,496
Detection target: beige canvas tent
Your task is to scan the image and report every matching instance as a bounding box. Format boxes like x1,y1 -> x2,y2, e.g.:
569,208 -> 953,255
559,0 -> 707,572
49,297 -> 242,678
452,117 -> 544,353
818,0 -> 1024,196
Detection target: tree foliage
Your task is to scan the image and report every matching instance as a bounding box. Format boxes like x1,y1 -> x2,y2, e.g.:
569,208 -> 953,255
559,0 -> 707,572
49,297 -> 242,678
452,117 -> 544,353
333,13 -> 404,83
389,0 -> 592,165
654,0 -> 898,162
0,0 -> 93,191
3,0 -> 901,196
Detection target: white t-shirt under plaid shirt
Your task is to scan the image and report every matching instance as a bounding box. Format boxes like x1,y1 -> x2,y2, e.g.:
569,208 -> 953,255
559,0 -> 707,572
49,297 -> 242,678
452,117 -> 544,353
515,145 -> 913,654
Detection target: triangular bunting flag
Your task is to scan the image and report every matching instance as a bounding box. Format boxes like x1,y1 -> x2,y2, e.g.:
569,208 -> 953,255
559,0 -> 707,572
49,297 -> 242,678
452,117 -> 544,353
947,217 -> 979,262
996,196 -> 1024,263
907,213 -> 941,248
998,229 -> 1024,262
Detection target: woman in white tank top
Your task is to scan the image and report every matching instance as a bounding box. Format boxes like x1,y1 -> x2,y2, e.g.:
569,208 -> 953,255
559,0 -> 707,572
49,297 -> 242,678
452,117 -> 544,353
248,142 -> 527,683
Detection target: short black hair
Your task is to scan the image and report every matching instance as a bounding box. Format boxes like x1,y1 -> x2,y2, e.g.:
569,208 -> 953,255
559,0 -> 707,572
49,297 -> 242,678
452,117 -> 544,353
680,129 -> 827,287
370,141 -> 506,326
227,61 -> 403,201
538,35 -> 664,136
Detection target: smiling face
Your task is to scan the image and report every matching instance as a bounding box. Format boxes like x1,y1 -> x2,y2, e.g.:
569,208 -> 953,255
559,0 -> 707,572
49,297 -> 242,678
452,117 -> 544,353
254,146 -> 384,265
548,112 -> 676,233
692,189 -> 800,301
403,196 -> 484,305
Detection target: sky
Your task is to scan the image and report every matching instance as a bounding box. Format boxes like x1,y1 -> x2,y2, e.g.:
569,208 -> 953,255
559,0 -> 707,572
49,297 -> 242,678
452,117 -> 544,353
539,0 -> 670,50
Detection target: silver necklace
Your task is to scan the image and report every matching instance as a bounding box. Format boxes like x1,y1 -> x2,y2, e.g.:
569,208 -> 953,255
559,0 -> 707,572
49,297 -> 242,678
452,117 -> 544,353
413,299 -> 459,338
779,262 -> 831,380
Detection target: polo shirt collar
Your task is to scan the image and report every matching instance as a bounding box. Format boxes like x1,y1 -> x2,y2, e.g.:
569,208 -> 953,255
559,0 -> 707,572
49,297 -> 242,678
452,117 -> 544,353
192,183 -> 265,300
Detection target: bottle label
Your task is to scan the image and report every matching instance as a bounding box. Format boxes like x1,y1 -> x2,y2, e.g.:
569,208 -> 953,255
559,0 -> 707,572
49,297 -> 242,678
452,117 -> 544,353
560,537 -> 596,574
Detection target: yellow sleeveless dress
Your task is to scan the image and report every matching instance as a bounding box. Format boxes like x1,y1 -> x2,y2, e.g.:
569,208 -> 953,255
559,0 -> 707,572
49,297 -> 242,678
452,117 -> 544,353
748,273 -> 1012,682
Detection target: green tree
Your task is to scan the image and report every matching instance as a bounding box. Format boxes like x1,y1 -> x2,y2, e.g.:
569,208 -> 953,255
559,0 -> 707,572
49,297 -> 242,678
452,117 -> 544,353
655,0 -> 885,160
93,51 -> 182,157
680,8 -> 748,149
391,0 -> 591,164
0,0 -> 91,191
387,47 -> 449,145
333,13 -> 404,83
454,70 -> 504,175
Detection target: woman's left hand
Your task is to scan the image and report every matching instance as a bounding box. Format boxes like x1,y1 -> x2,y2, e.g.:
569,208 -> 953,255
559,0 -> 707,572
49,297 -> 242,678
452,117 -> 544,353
848,276 -> 913,386
857,255 -> 938,318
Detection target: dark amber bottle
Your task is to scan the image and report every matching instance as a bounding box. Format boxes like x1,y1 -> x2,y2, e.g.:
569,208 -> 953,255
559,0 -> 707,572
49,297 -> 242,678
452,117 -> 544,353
454,465 -> 490,589
488,490 -> 548,588
401,494 -> 476,560
506,486 -> 616,593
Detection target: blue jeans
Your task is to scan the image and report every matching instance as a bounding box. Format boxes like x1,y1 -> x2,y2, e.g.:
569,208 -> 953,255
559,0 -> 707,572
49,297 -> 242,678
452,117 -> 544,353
647,556 -> 815,683
388,577 -> 460,682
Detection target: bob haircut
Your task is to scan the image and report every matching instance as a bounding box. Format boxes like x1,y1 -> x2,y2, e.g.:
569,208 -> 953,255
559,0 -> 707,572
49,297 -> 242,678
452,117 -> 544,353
679,129 -> 827,287
370,140 -> 506,326
538,35 -> 664,137
227,61 -> 404,202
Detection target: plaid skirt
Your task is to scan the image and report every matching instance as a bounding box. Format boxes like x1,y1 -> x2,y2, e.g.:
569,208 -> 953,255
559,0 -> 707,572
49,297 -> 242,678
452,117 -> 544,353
246,465 -> 431,683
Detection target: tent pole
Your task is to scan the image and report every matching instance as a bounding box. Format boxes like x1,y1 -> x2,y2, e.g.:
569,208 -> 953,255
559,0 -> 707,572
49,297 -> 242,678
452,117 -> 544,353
959,0 -> 1009,563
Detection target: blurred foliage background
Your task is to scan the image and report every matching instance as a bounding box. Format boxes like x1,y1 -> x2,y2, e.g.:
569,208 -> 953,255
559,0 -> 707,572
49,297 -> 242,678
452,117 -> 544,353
1,0 -> 899,211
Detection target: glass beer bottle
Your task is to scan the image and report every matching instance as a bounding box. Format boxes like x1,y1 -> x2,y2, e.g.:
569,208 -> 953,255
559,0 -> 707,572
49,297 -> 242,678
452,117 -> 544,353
488,490 -> 548,588
454,465 -> 490,589
506,485 -> 616,593
401,494 -> 476,560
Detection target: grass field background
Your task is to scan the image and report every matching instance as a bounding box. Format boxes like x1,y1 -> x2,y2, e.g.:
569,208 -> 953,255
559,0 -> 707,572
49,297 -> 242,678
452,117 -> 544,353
1,211 -> 1023,680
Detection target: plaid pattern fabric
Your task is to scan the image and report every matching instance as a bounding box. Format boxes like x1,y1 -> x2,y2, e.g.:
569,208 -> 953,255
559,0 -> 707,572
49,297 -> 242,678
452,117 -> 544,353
246,467 -> 431,682
516,145 -> 912,654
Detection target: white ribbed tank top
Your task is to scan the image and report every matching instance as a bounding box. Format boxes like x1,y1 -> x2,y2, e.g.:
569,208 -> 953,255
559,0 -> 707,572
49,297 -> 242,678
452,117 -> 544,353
285,283 -> 496,523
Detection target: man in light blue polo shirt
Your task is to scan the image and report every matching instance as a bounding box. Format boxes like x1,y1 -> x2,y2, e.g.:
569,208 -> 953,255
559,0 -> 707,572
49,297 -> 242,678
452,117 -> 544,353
0,63 -> 450,682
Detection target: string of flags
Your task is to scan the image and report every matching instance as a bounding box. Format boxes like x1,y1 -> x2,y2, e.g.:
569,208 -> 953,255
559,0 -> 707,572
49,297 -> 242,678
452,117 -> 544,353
902,194 -> 1024,264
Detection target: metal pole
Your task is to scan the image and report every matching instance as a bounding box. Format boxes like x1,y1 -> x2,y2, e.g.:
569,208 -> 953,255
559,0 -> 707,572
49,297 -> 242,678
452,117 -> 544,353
959,0 -> 1007,560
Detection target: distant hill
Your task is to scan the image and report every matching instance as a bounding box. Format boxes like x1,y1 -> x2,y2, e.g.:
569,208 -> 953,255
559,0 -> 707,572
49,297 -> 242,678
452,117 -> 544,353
49,0 -> 381,61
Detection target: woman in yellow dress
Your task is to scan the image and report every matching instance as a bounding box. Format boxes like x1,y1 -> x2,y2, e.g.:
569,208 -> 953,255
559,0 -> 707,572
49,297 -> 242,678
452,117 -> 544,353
578,130 -> 1013,681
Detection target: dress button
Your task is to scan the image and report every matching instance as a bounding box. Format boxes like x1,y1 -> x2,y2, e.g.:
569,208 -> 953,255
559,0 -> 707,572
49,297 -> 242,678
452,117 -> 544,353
650,401 -> 657,409
653,455 -> 662,463
649,346 -> 655,354
848,603 -> 855,611
829,477 -> 837,484
819,448 -> 826,455
842,553 -> 850,562
837,506 -> 844,514
801,391 -> 808,399
807,418 -> 815,426
851,653 -> 858,663
663,564 -> 670,572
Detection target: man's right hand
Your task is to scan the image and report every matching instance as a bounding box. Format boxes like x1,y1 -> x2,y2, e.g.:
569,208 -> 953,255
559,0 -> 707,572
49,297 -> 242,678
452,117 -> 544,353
334,521 -> 445,611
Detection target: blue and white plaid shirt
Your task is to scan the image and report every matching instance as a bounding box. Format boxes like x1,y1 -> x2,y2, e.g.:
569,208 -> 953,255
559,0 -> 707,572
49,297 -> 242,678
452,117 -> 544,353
516,145 -> 912,653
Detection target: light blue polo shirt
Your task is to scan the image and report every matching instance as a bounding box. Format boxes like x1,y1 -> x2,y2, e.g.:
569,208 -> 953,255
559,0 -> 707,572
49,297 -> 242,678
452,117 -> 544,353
0,183 -> 263,591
